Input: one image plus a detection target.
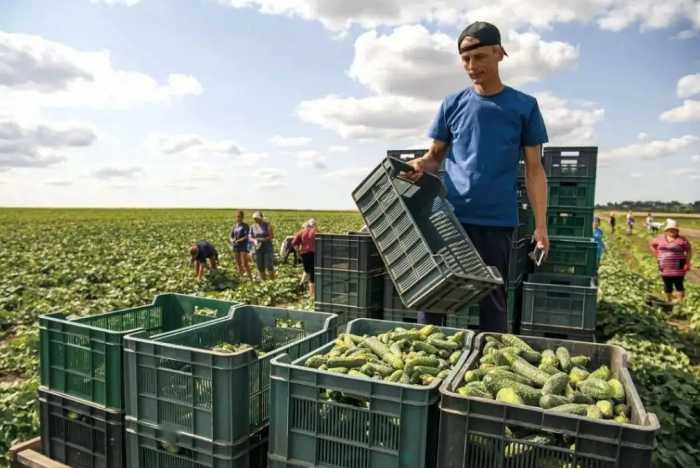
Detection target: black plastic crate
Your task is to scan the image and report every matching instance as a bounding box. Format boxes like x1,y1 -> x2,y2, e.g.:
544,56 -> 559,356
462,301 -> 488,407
314,268 -> 384,310
313,302 -> 382,331
386,149 -> 428,160
315,233 -> 384,272
543,146 -> 597,179
39,387 -> 125,468
269,319 -> 475,468
520,324 -> 596,342
507,237 -> 531,286
548,178 -> 596,209
353,157 -> 502,312
438,333 -> 659,468
522,272 -> 598,332
516,202 -> 533,241
536,236 -> 598,277
125,417 -> 268,468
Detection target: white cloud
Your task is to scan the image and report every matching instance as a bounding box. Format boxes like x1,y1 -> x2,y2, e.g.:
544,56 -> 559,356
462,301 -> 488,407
0,118 -> 96,169
219,0 -> 700,33
535,92 -> 605,144
0,31 -> 202,111
150,133 -> 268,166
668,167 -> 698,176
600,135 -> 700,161
659,99 -> 700,122
638,132 -> 649,140
677,73 -> 700,98
90,0 -> 142,5
298,94 -> 436,141
254,167 -> 287,188
270,135 -> 311,147
348,26 -> 578,100
630,172 -> 643,178
692,154 -> 700,162
296,150 -> 327,169
323,167 -> 372,180
673,29 -> 698,40
93,166 -> 142,179
329,145 -> 349,152
45,180 -> 73,187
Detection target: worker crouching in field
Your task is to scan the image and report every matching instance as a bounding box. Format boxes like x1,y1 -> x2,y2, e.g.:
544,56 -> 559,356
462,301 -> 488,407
190,240 -> 219,281
293,219 -> 318,297
650,219 -> 692,304
406,21 -> 549,332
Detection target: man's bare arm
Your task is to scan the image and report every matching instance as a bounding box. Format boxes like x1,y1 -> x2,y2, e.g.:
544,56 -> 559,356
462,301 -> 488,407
523,145 -> 549,254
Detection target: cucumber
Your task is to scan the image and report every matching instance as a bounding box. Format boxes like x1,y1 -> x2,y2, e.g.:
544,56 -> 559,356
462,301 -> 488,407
504,435 -> 553,458
367,362 -> 394,377
365,337 -> 404,369
437,369 -> 450,379
509,355 -> 551,386
521,350 -> 542,365
463,369 -> 484,384
458,385 -> 493,399
614,403 -> 629,417
501,334 -> 536,353
428,337 -> 460,351
418,324 -> 435,338
399,372 -> 410,384
549,403 -> 589,415
496,388 -> 524,405
538,363 -> 561,375
578,378 -> 613,400
541,349 -> 558,368
556,347 -> 572,372
387,370 -> 403,382
571,391 -> 594,404
540,394 -> 571,409
413,341 -> 439,355
428,332 -> 445,341
482,374 -> 541,405
389,342 -> 403,355
485,336 -> 502,345
348,369 -> 370,378
586,405 -> 604,419
569,366 -> 590,385
449,350 -> 462,365
327,356 -> 367,368
510,382 -> 542,406
589,365 -> 611,381
542,372 -> 569,396
449,331 -> 466,343
486,368 -> 534,386
608,378 -> 626,402
614,414 -> 630,424
419,374 -> 435,385
412,365 -> 440,376
304,355 -> 327,368
327,367 -> 349,374
405,356 -> 440,374
596,400 -> 614,418
570,355 -> 590,367
564,384 -> 575,400
392,330 -> 423,341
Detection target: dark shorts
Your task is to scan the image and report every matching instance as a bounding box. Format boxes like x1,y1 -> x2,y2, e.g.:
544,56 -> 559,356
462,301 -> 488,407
233,243 -> 248,253
419,224 -> 512,332
301,252 -> 315,283
662,276 -> 684,293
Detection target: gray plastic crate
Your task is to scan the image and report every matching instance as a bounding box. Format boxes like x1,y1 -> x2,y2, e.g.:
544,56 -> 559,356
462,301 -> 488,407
313,302 -> 382,332
353,156 -> 502,312
314,268 -> 384,310
269,319 -> 475,468
522,273 -> 598,332
519,324 -> 596,342
507,237 -> 531,287
315,233 -> 384,272
438,332 -> 659,468
543,146 -> 597,179
123,305 -> 337,446
125,417 -> 268,468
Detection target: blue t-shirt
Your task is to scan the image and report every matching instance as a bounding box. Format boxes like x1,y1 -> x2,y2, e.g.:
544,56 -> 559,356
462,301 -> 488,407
593,227 -> 605,258
429,86 -> 548,226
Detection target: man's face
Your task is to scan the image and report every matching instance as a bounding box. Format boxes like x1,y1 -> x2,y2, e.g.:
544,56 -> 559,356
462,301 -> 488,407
459,36 -> 503,85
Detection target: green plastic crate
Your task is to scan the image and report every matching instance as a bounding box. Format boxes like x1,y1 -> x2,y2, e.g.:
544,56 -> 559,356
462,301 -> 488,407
531,207 -> 594,237
522,273 -> 598,332
123,305 -> 337,445
314,268 -> 384,310
548,178 -> 595,209
125,417 -> 268,468
438,332 -> 658,468
40,294 -> 240,410
268,319 -> 475,468
536,236 -> 598,276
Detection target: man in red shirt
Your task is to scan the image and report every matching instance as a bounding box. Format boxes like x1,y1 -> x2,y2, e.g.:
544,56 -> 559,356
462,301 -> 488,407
293,219 -> 318,297
650,219 -> 692,304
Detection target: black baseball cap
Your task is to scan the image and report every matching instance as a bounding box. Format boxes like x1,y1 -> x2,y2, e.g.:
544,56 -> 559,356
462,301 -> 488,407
457,21 -> 508,56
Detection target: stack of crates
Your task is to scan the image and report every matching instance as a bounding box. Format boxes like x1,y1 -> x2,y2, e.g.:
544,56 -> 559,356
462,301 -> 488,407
313,232 -> 385,330
520,147 -> 599,341
37,294 -> 240,468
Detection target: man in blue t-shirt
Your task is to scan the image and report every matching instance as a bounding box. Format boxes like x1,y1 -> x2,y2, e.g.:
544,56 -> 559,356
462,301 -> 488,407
408,21 -> 549,332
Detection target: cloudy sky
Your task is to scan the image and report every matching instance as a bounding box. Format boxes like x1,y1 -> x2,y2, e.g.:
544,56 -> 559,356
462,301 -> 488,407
1,0 -> 699,209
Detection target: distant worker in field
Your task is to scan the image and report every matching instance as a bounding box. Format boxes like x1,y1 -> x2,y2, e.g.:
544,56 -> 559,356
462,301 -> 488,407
406,21 -> 549,332
650,219 -> 692,304
592,217 -> 605,266
189,240 -> 219,281
229,210 -> 252,280
609,213 -> 616,233
645,212 -> 654,232
626,210 -> 635,234
280,235 -> 299,265
250,211 -> 276,280
293,218 -> 318,297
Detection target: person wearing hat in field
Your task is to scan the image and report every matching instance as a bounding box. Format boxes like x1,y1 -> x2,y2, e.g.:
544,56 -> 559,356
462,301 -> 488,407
189,240 -> 219,281
406,21 -> 549,332
250,211 -> 276,280
293,218 -> 319,297
650,219 -> 692,304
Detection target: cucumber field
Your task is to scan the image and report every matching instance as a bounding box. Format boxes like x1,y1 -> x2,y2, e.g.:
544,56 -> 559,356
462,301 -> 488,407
1,208 -> 699,467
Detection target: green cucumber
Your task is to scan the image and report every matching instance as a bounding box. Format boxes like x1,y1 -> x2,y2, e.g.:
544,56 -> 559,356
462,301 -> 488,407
305,355 -> 327,368
496,388 -> 524,405
540,394 -> 571,409
589,365 -> 611,381
541,349 -> 558,368
549,403 -> 589,415
608,378 -> 626,402
596,400 -> 614,418
556,347 -> 572,372
578,378 -> 613,400
509,355 -> 551,386
542,372 -> 569,396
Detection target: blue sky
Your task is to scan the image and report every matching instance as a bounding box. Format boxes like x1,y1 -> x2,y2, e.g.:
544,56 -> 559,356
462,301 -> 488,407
0,0 -> 699,209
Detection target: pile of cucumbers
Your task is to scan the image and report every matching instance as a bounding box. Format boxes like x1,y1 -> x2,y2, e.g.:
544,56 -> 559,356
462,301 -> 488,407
458,334 -> 631,424
211,342 -> 267,357
304,325 -> 468,386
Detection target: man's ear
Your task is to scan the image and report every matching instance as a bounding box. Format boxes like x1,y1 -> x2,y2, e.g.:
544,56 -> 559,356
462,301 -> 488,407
493,46 -> 504,61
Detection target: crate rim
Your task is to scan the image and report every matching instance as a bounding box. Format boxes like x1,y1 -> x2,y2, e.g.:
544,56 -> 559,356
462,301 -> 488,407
523,273 -> 597,290
439,332 -> 660,432
38,385 -> 124,415
123,305 -> 338,357
270,318 -> 475,392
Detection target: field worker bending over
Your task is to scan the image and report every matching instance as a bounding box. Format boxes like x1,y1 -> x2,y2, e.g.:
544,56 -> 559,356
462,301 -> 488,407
190,240 -> 219,281
407,21 -> 549,332
251,211 -> 276,280
650,219 -> 692,304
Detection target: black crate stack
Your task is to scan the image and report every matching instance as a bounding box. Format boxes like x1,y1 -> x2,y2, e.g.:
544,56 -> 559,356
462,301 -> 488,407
519,146 -> 599,341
